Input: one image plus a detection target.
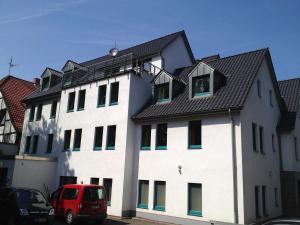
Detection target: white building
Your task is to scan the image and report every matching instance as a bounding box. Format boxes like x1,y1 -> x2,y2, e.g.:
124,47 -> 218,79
18,31 -> 299,225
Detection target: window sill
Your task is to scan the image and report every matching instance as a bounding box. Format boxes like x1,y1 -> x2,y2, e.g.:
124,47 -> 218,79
156,146 -> 167,150
35,119 -> 41,121
94,147 -> 102,151
141,146 -> 151,151
77,108 -> 84,111
153,205 -> 165,211
67,110 -> 74,113
73,148 -> 80,151
156,99 -> 170,103
109,102 -> 118,106
188,145 -> 202,149
137,204 -> 148,209
49,116 -> 56,119
97,104 -> 105,108
28,120 -> 34,122
106,146 -> 115,150
188,210 -> 202,217
193,92 -> 211,97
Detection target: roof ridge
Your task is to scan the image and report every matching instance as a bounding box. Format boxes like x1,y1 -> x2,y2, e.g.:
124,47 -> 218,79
278,77 -> 300,82
0,75 -> 34,86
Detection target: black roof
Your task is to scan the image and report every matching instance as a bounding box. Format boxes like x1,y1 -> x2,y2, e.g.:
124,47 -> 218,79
133,48 -> 282,121
278,78 -> 300,130
23,30 -> 194,103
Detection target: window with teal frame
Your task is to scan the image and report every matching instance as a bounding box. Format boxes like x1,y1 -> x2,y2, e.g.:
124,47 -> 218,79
188,120 -> 202,149
25,136 -> 31,153
50,101 -> 57,119
103,178 -> 112,206
137,180 -> 149,209
46,134 -> 53,153
156,123 -> 167,150
67,92 -> 75,112
192,75 -> 210,97
97,85 -> 106,107
155,83 -> 169,103
32,135 -> 39,154
77,90 -> 86,111
36,104 -> 43,121
154,181 -> 166,211
29,105 -> 35,122
63,130 -> 71,152
188,183 -> 202,217
141,125 -> 151,150
109,82 -> 119,106
94,126 -> 103,150
73,129 -> 82,151
106,125 -> 116,150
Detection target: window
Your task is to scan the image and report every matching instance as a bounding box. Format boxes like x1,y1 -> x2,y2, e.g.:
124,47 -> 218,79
73,129 -> 82,151
262,186 -> 267,216
59,176 -> 77,186
188,183 -> 202,217
32,135 -> 39,154
192,75 -> 210,97
90,178 -> 99,185
257,80 -> 261,98
77,90 -> 86,111
259,126 -> 264,154
94,126 -> 103,150
269,90 -> 273,107
274,188 -> 278,207
138,180 -> 149,209
62,188 -> 79,200
106,125 -> 116,150
154,181 -> 166,211
46,134 -> 54,153
141,125 -> 151,150
63,130 -> 71,151
188,120 -> 202,149
255,186 -> 260,218
156,83 -> 169,102
272,134 -> 276,152
0,109 -> 6,125
156,123 -> 167,150
25,136 -> 31,153
50,101 -> 57,119
103,178 -> 112,206
29,105 -> 35,121
295,137 -> 298,161
252,123 -> 257,152
97,85 -> 106,107
36,104 -> 43,121
41,77 -> 50,91
109,82 -> 119,105
67,92 -> 75,112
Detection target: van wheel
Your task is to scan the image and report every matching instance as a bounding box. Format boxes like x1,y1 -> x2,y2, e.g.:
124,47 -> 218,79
66,211 -> 74,224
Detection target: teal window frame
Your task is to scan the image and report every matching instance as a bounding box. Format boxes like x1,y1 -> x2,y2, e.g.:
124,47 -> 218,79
36,104 -> 43,121
103,178 -> 112,206
156,123 -> 167,150
77,90 -> 86,111
192,75 -> 210,97
188,120 -> 202,150
32,135 -> 39,154
97,85 -> 107,107
137,180 -> 149,209
106,125 -> 116,150
153,181 -> 166,211
67,92 -> 75,112
63,130 -> 72,152
46,133 -> 53,154
94,126 -> 103,151
141,125 -> 151,150
73,129 -> 82,151
50,101 -> 57,119
109,82 -> 119,106
29,105 -> 35,122
25,136 -> 31,153
188,183 -> 202,217
155,83 -> 170,103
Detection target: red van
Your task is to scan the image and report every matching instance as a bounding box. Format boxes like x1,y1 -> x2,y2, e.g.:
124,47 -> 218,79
50,184 -> 107,224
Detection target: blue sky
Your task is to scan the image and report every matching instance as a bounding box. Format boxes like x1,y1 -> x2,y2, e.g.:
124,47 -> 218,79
0,0 -> 299,81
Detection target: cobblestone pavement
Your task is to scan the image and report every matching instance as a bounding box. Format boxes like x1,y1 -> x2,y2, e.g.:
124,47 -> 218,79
53,216 -> 175,225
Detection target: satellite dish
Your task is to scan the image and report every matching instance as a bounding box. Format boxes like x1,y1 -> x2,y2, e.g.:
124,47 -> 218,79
109,48 -> 119,57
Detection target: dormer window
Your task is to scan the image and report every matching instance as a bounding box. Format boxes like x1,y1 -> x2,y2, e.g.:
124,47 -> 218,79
41,77 -> 50,91
192,75 -> 210,97
40,68 -> 62,91
156,83 -> 170,102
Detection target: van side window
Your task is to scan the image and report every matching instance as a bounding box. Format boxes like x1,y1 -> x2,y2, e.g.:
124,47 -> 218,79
62,189 -> 79,200
83,188 -> 104,201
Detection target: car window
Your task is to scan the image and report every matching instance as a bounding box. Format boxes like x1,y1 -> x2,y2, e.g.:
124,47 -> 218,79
62,188 -> 79,200
83,187 -> 104,201
16,190 -> 46,204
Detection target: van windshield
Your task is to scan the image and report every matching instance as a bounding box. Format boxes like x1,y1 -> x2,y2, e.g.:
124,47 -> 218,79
83,187 -> 104,201
62,188 -> 79,200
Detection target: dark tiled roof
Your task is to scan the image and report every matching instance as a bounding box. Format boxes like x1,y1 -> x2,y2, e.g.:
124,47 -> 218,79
133,48 -> 269,121
0,76 -> 37,131
22,83 -> 61,103
278,78 -> 300,130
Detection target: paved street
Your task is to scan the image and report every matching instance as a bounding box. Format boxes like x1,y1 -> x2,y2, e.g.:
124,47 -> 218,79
53,216 -> 175,225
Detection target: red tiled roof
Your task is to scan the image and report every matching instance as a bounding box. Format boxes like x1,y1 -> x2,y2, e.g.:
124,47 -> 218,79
0,76 -> 37,132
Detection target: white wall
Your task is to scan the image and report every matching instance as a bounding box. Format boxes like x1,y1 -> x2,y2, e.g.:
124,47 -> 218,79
240,58 -> 282,224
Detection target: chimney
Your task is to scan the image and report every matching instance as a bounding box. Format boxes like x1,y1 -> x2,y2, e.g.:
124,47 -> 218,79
32,78 -> 40,87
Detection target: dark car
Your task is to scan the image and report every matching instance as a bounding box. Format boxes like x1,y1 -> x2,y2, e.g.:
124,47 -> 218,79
0,187 -> 54,225
262,218 -> 300,225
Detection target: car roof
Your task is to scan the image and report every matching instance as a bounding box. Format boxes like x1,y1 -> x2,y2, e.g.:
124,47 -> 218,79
61,184 -> 103,189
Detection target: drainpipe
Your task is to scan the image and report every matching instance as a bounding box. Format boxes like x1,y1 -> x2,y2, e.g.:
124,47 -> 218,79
228,108 -> 239,224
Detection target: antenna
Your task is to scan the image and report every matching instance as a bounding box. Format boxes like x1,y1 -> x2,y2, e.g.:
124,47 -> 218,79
8,56 -> 19,75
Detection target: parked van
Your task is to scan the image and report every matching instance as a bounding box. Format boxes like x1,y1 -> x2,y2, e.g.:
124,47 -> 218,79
50,184 -> 107,224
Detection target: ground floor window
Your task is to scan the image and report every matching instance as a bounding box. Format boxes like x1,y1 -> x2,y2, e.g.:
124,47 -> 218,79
59,176 -> 77,186
46,134 -> 53,153
255,186 -> 260,218
32,135 -> 39,154
274,188 -> 278,207
25,136 -> 31,153
262,185 -> 267,216
188,183 -> 202,217
90,177 -> 99,185
138,180 -> 149,209
103,178 -> 112,206
154,181 -> 166,211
